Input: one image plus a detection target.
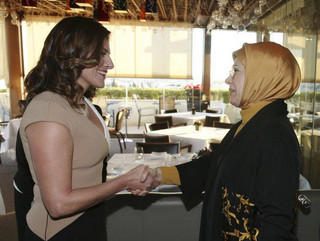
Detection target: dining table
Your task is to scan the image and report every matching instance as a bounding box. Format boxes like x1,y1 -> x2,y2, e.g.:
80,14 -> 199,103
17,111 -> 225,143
107,152 -> 194,192
158,111 -> 230,126
0,118 -> 21,164
2,118 -> 21,153
105,153 -> 202,241
148,125 -> 229,152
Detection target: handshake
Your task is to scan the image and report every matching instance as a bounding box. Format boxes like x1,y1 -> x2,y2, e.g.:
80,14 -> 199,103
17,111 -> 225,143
122,165 -> 162,196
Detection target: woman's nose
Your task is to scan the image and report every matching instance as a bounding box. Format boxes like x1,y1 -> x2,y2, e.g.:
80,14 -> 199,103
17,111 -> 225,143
225,75 -> 231,84
104,56 -> 114,69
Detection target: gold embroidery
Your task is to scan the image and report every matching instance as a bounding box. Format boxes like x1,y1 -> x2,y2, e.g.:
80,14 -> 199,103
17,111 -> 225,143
221,187 -> 259,241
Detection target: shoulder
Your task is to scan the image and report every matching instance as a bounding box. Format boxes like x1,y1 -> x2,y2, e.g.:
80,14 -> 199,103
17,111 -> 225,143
261,116 -> 295,141
31,91 -> 69,107
21,92 -> 78,131
25,91 -> 74,115
256,117 -> 300,166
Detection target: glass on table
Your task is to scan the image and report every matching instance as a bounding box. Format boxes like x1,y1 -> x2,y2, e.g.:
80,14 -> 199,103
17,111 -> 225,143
134,146 -> 144,163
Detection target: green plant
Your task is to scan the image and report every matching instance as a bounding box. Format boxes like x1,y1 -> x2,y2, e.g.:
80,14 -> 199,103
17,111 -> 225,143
193,120 -> 203,126
96,87 -> 231,103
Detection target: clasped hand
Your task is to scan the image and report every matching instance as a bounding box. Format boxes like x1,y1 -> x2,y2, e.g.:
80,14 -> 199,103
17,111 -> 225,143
125,165 -> 161,196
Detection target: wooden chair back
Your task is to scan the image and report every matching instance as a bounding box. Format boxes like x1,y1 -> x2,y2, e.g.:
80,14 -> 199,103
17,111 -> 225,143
204,116 -> 220,127
149,121 -> 169,131
213,121 -> 234,129
164,109 -> 178,114
144,133 -> 171,143
155,115 -> 173,127
206,109 -> 218,114
135,142 -> 180,154
115,109 -> 125,132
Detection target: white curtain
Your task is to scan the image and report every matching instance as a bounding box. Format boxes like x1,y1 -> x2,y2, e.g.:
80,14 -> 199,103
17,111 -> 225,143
105,23 -> 192,79
22,17 -> 192,79
22,16 -> 60,75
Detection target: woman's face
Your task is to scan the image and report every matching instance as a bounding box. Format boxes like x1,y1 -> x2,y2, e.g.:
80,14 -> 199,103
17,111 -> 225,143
77,39 -> 114,91
225,57 -> 245,107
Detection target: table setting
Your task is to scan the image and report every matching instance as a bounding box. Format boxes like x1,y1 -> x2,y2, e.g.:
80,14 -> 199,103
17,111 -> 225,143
107,152 -> 194,193
148,125 -> 229,152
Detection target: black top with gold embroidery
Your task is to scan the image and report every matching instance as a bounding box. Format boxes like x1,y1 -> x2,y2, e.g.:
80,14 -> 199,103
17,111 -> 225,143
176,100 -> 300,241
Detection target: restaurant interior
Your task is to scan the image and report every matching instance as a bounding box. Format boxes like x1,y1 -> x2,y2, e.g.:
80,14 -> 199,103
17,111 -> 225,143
0,0 -> 319,240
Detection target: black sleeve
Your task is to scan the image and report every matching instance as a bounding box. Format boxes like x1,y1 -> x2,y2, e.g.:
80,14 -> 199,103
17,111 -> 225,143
13,129 -> 34,193
176,152 -> 218,199
255,127 -> 300,240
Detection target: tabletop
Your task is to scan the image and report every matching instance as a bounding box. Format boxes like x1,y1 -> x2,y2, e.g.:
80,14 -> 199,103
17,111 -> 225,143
2,118 -> 20,152
148,125 -> 229,152
107,153 -> 193,193
159,111 -> 230,125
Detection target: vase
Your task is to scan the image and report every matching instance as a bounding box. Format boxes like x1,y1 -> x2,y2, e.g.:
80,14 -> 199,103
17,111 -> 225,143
191,109 -> 196,115
195,125 -> 202,131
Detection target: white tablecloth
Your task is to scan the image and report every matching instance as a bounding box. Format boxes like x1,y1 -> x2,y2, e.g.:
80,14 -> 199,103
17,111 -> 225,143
2,118 -> 21,153
1,118 -> 21,164
107,153 -> 193,193
159,112 -> 230,125
148,125 -> 229,152
107,153 -> 192,176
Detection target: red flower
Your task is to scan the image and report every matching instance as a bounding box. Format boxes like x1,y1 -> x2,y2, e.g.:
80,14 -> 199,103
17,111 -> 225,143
184,84 -> 203,90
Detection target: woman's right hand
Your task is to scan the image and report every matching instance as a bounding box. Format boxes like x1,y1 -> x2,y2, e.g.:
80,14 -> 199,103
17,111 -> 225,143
123,165 -> 160,195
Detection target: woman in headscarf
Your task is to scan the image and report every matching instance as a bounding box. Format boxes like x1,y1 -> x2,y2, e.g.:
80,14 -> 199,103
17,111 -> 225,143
143,42 -> 301,240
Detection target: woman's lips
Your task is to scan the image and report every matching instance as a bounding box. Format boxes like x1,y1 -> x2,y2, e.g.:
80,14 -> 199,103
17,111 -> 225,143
97,70 -> 107,76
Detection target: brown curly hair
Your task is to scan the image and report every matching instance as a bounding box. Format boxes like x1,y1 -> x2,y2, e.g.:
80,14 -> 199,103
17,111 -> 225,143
24,16 -> 110,109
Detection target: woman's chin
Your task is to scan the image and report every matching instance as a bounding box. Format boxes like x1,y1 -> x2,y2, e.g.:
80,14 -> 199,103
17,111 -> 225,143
229,99 -> 240,107
95,80 -> 105,88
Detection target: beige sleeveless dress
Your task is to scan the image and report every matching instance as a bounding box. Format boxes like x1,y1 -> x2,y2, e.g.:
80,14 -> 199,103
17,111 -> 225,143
20,91 -> 109,240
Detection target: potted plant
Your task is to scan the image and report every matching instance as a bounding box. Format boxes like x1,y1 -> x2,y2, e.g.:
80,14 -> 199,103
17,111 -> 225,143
193,120 -> 203,131
191,106 -> 196,115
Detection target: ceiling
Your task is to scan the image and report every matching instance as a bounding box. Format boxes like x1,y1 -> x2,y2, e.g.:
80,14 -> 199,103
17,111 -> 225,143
4,0 -> 265,23
3,0 -> 314,32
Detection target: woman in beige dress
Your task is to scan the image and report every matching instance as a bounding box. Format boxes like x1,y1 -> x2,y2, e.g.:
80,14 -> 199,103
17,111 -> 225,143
20,16 -> 156,241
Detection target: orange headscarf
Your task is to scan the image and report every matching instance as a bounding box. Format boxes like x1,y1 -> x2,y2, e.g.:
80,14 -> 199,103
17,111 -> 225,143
233,42 -> 301,110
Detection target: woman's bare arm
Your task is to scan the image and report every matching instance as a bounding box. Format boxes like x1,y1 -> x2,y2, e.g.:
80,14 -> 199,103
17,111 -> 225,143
26,121 -> 156,219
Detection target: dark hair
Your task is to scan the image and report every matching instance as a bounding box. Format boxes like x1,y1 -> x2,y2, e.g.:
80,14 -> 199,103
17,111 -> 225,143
25,16 -> 110,109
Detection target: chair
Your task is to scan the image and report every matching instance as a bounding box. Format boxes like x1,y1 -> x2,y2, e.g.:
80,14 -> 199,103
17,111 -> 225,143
206,109 -> 218,114
144,123 -> 152,133
295,190 -> 320,241
144,133 -> 171,143
135,142 -> 180,154
154,115 -> 186,128
204,116 -> 220,127
108,109 -> 126,153
201,101 -> 210,112
159,96 -> 175,112
144,133 -> 192,152
209,142 -> 220,152
148,121 -> 169,131
164,109 -> 178,114
133,94 -> 158,129
213,121 -> 234,129
155,115 -> 173,127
